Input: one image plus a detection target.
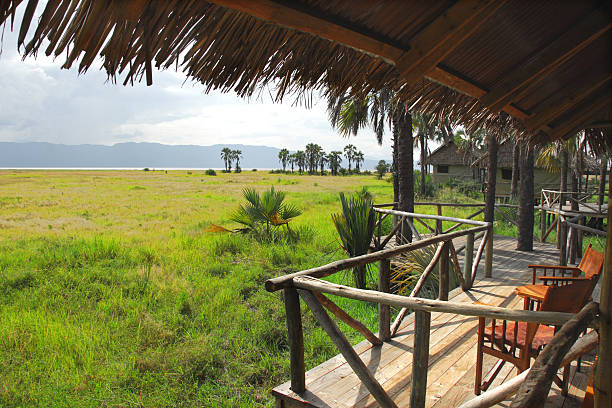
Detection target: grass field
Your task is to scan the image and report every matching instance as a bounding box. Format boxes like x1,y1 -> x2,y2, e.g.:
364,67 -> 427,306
0,170 -> 602,407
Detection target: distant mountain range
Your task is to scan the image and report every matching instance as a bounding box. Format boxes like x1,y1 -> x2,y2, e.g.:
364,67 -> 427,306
0,142 -> 387,170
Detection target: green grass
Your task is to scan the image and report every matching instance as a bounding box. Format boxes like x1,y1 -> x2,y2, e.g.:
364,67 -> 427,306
0,170 -> 603,407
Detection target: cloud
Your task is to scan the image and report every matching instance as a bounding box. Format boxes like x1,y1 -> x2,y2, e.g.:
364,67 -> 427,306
0,16 -> 394,160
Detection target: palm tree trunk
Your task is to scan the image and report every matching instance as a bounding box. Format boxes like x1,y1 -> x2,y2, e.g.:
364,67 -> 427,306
599,159 -> 607,207
397,111 -> 414,244
510,143 -> 519,199
484,132 -> 498,225
420,133 -> 426,197
517,146 -> 534,251
560,148 -> 568,208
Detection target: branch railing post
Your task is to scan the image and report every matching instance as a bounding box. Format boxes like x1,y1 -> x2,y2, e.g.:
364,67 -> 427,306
485,223 -> 493,278
378,258 -> 391,342
559,219 -> 567,266
435,204 -> 442,235
284,287 -> 305,393
410,310 -> 431,408
464,232 -> 474,289
439,241 -> 449,301
540,204 -> 546,242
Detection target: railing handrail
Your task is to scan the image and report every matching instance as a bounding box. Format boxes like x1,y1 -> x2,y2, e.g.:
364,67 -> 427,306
265,223 -> 489,291
292,276 -> 598,327
374,207 -> 488,226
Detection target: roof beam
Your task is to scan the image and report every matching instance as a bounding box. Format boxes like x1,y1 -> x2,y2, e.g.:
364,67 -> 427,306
207,0 -> 404,64
426,66 -> 532,121
397,0 -> 506,86
481,7 -> 612,113
524,68 -> 612,132
547,92 -> 612,141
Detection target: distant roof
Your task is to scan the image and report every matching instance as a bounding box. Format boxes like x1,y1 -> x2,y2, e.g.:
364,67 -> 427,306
1,1 -> 610,152
426,142 -> 477,166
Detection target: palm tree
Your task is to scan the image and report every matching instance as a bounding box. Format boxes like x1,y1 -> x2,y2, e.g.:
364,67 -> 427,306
305,143 -> 322,174
353,151 -> 364,173
412,113 -> 433,195
328,90 -> 414,242
344,144 -> 357,172
221,147 -> 232,172
319,153 -> 327,175
232,149 -> 242,172
288,153 -> 296,173
327,151 -> 342,175
295,150 -> 306,174
278,148 -> 289,172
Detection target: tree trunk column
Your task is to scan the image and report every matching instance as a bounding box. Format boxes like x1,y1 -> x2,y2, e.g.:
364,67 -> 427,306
484,132 -> 498,278
396,111 -> 414,244
517,146 -> 534,251
511,143 -> 519,199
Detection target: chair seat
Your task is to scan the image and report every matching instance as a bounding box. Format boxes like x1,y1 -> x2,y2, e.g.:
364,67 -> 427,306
515,284 -> 548,302
484,322 -> 555,350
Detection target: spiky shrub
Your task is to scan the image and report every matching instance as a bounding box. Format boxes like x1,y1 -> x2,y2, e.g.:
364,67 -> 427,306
331,192 -> 375,289
229,187 -> 302,242
391,244 -> 458,299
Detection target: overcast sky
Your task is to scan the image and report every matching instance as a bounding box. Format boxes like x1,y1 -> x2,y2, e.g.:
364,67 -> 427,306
0,14 -> 394,160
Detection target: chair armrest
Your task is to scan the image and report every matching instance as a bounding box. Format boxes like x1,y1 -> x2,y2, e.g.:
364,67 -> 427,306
538,276 -> 588,283
529,265 -> 580,283
528,264 -> 580,271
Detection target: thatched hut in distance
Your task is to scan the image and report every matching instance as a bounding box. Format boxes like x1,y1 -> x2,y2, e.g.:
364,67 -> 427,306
427,142 -> 483,184
473,140 -> 558,198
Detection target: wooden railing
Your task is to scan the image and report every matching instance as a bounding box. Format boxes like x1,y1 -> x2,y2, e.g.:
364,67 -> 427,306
541,189 -> 606,215
263,206 -> 605,407
539,203 -> 608,265
267,273 -> 596,408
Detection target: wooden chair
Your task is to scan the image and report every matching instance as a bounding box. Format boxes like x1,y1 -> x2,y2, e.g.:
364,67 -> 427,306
518,244 -> 604,309
475,281 -> 594,396
528,243 -> 604,285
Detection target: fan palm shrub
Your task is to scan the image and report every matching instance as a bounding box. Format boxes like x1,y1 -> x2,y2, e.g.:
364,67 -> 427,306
391,245 -> 458,299
229,187 -> 302,241
332,192 -> 375,289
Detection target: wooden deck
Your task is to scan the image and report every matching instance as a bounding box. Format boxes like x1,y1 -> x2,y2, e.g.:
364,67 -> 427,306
273,235 -> 597,408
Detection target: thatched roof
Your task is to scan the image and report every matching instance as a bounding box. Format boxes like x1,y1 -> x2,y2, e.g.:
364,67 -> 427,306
426,142 -> 478,166
474,140 -> 602,172
1,1 -> 610,152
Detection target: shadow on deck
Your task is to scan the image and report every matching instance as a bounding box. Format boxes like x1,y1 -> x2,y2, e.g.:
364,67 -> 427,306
272,236 -> 596,408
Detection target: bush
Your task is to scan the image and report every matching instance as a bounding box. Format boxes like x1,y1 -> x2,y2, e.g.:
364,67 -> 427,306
332,192 -> 375,288
205,169 -> 217,176
252,168 -> 257,172
414,171 -> 438,198
143,168 -> 150,171
338,168 -> 348,176
444,178 -> 482,199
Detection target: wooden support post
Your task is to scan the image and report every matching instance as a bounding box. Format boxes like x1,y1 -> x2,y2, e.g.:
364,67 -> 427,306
298,289 -> 398,408
284,287 -> 305,393
594,168 -> 612,407
485,224 -> 493,278
464,232 -> 475,289
439,241 -> 449,301
540,207 -> 546,242
559,220 -> 567,266
410,310 -> 431,408
577,217 -> 584,259
378,259 -> 391,342
435,204 -> 443,235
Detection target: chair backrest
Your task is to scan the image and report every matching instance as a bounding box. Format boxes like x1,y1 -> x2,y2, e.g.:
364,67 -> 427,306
577,244 -> 605,279
540,279 -> 596,314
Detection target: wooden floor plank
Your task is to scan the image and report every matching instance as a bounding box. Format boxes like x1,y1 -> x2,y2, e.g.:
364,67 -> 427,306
272,236 -> 584,408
